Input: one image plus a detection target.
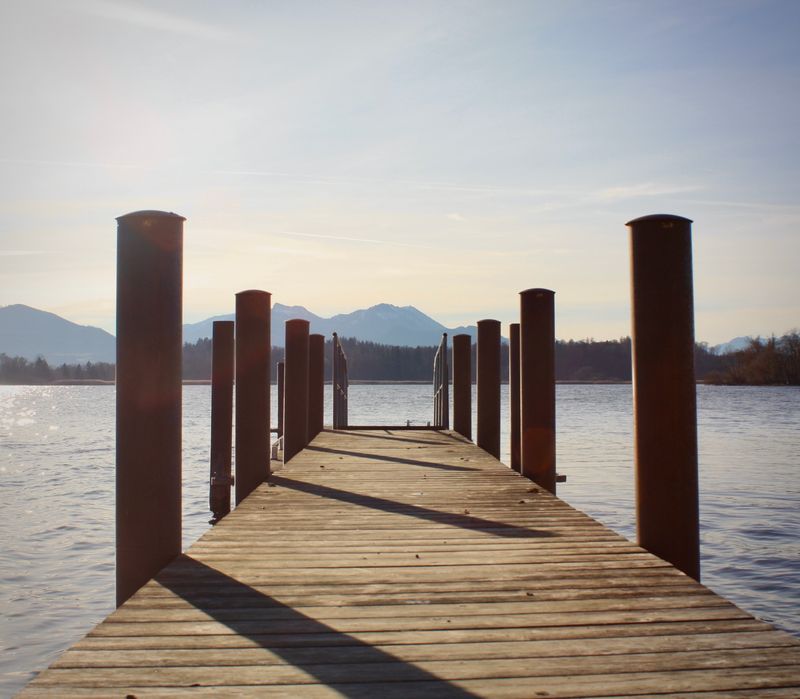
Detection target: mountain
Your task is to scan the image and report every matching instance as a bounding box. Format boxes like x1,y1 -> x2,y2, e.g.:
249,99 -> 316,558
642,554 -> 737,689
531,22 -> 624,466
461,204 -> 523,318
325,303 -> 478,347
1,302 -> 489,363
182,304 -> 326,345
0,304 -> 115,364
183,302 -> 480,347
711,336 -> 755,355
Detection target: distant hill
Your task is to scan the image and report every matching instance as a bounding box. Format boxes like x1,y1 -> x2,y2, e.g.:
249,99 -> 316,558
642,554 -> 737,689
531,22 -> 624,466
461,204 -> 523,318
184,302 -> 481,347
0,304 -> 115,364
182,303 -> 325,345
0,303 -> 484,362
4,302 -> 759,362
711,336 -> 755,355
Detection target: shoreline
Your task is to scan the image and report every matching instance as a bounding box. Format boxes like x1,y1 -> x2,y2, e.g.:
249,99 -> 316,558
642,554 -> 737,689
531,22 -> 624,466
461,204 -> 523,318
3,378 -> 798,388
5,379 -> 783,387
3,379 -> 635,387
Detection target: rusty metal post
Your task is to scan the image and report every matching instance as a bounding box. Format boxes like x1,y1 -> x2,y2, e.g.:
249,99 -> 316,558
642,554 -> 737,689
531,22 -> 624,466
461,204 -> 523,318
520,289 -> 556,493
277,362 -> 285,438
284,319 -> 310,462
209,320 -> 234,523
452,334 -> 472,439
628,214 -> 699,581
235,290 -> 271,505
509,323 -> 521,472
477,319 -> 501,459
308,333 -> 325,440
116,210 -> 183,607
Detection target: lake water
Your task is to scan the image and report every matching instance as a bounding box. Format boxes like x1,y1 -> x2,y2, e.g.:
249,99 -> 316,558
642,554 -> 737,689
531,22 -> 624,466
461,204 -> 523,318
1,384 -> 798,695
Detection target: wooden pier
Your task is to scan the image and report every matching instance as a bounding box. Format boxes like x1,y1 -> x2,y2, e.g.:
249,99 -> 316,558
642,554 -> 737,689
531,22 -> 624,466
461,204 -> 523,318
20,429 -> 800,697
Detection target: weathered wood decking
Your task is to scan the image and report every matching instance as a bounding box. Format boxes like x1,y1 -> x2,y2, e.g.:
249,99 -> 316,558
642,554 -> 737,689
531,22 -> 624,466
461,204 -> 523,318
21,429 -> 800,697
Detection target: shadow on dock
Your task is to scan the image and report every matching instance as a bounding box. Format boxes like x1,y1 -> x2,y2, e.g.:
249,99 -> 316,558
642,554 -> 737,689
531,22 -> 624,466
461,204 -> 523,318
306,444 -> 479,472
158,556 -> 480,697
270,475 -> 557,539
325,429 -> 461,446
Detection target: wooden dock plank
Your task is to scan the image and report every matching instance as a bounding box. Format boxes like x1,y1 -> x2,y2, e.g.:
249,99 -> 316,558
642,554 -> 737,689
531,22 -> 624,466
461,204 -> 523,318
53,630 -> 799,668
69,618 -> 776,651
26,647 -> 800,686
20,428 -> 800,698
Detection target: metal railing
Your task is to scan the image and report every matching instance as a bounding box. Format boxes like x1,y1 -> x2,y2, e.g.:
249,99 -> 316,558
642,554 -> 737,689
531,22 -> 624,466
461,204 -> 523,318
432,332 -> 449,428
332,332 -> 349,429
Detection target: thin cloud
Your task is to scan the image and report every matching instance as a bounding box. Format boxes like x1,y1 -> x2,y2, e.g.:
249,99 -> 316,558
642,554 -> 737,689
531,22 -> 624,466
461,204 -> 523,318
682,198 -> 800,213
0,250 -> 52,257
210,169 -> 308,179
402,180 -> 566,197
279,230 -> 434,250
252,244 -> 346,260
0,157 -> 140,170
74,0 -> 233,41
209,169 -> 567,198
593,183 -> 703,201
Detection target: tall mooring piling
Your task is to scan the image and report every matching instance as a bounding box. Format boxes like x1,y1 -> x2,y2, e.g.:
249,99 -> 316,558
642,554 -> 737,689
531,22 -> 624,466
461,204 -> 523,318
476,318 -> 501,459
519,288 -> 556,494
115,210 -> 184,607
629,214 -> 700,580
209,319 -> 234,523
284,318 -> 310,462
452,333 -> 472,439
234,290 -> 271,505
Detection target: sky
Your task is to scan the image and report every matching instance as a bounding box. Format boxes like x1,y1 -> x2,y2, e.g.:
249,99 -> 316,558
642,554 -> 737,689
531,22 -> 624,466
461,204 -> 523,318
0,0 -> 798,344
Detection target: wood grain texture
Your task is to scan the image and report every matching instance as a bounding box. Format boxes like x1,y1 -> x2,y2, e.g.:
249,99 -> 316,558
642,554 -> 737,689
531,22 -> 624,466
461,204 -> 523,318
20,428 -> 800,698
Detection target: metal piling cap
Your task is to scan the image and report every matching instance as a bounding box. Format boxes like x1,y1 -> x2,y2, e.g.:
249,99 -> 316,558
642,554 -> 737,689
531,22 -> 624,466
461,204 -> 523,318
235,289 -> 272,298
626,214 -> 693,227
116,210 -> 186,222
519,288 -> 555,297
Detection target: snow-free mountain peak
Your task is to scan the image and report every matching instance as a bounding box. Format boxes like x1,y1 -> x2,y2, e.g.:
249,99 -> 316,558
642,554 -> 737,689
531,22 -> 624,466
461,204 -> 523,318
183,303 -> 474,346
0,304 -> 115,364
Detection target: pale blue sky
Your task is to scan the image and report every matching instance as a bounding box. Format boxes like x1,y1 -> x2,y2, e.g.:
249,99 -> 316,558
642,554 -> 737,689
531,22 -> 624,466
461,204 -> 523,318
1,0 -> 798,343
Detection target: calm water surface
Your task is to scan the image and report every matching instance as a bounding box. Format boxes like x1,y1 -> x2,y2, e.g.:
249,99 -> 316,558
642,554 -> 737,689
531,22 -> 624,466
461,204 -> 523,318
0,384 -> 798,695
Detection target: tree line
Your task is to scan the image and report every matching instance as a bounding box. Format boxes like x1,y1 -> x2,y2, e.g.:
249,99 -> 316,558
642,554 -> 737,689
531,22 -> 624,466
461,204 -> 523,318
0,354 -> 115,384
184,338 -> 445,382
329,337 -> 737,383
8,333 -> 789,384
704,332 -> 800,385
